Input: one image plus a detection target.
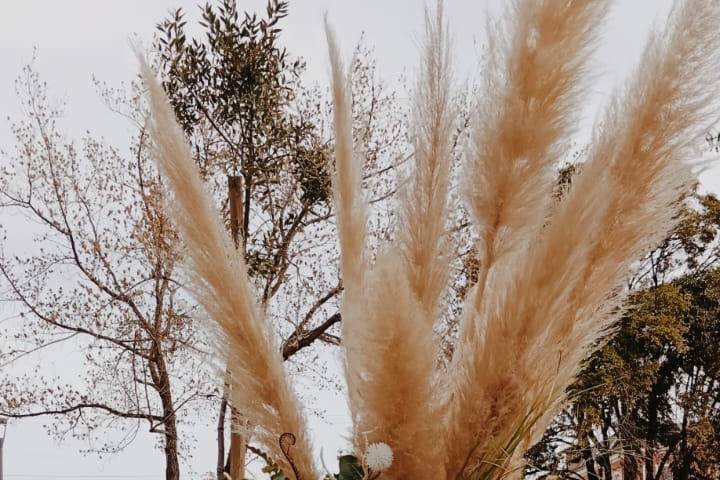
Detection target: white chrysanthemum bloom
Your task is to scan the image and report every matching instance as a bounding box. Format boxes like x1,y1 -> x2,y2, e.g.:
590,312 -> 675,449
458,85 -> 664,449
364,442 -> 394,472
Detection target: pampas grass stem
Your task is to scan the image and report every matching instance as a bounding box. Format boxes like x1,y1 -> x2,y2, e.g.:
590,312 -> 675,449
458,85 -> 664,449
138,57 -> 317,480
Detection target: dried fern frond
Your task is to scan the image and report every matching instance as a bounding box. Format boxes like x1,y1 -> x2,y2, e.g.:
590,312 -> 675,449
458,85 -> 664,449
138,57 -> 317,480
446,0 -> 720,477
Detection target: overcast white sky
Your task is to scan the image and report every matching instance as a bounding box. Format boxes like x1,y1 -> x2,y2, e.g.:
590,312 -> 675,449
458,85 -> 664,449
2,0 -> 713,479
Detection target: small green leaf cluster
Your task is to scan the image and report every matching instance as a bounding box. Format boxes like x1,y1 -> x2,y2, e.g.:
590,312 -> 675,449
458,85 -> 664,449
332,455 -> 365,480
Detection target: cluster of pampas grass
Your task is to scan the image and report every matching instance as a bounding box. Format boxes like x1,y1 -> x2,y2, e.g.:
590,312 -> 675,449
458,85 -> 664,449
326,5 -> 454,478
139,0 -> 720,478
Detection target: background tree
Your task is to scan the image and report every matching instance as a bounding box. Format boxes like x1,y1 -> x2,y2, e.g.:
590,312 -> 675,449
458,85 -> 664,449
525,187 -> 720,480
0,64 -> 212,480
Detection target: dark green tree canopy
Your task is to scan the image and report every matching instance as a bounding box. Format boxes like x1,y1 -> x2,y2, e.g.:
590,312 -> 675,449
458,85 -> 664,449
156,0 -> 330,207
527,190 -> 720,480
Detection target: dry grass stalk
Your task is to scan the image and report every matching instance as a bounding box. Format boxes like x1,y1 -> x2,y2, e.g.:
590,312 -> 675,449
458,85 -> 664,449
138,57 -> 317,479
445,0 -> 720,477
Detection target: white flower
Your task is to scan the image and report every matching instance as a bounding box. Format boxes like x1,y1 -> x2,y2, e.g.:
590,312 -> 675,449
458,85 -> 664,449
364,442 -> 393,472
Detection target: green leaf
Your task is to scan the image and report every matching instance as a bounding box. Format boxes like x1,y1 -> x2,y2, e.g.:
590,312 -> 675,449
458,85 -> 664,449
337,455 -> 364,480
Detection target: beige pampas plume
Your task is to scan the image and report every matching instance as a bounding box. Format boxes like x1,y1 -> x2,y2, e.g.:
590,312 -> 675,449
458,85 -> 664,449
445,0 -> 720,477
399,2 -> 454,321
136,56 -> 317,480
325,21 -> 368,297
454,0 -> 610,358
348,251 -> 444,478
326,6 -> 452,478
324,20 -> 370,433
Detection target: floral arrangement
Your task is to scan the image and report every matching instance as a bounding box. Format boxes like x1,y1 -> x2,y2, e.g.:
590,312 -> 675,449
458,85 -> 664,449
137,0 -> 720,478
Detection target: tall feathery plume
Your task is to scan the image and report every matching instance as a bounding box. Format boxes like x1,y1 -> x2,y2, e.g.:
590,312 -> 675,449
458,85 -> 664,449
452,0 -> 610,361
445,0 -> 720,478
324,21 -> 370,433
325,22 -> 368,295
351,252 -> 444,478
527,0 -> 720,442
326,8 -> 452,478
399,2 -> 454,322
137,57 -> 317,480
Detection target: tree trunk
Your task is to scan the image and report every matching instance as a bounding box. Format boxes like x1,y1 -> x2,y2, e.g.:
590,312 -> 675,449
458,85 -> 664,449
229,425 -> 247,480
217,398 -> 228,480
675,397 -> 692,480
645,359 -> 663,479
581,435 -> 600,480
598,413 -> 614,480
623,450 -> 640,480
163,411 -> 181,480
228,176 -> 244,248
153,350 -> 181,480
222,413 -> 247,479
222,174 -> 247,480
646,356 -> 679,480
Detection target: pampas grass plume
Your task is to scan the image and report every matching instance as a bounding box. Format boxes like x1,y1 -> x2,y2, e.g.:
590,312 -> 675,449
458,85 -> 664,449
137,56 -> 317,480
446,0 -> 720,476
